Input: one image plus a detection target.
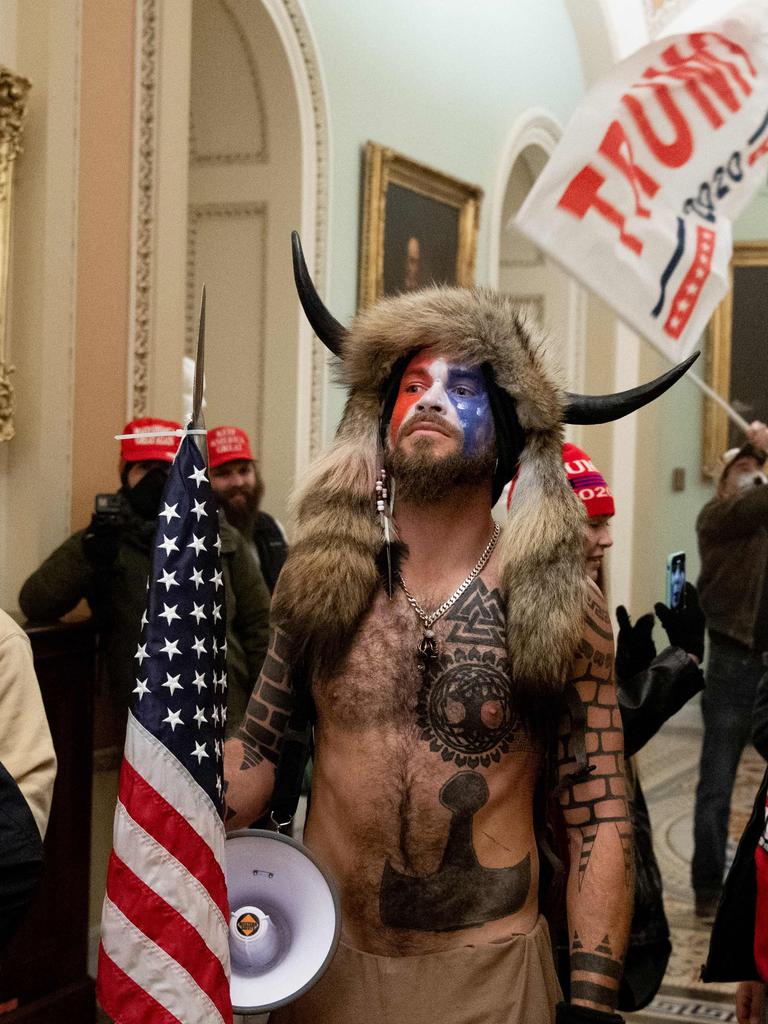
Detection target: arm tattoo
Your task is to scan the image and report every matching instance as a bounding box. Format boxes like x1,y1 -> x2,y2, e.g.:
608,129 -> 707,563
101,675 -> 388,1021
571,932 -> 623,1011
558,592 -> 633,890
237,627 -> 295,768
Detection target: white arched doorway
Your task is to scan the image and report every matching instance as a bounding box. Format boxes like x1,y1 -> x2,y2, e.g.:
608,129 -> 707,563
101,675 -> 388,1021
187,0 -> 304,525
129,0 -> 329,528
489,109 -> 586,415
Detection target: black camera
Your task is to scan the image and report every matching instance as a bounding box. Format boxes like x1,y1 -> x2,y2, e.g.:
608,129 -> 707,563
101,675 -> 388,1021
93,492 -> 122,524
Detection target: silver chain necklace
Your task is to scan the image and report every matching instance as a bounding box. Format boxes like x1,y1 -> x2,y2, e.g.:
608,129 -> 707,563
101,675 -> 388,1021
398,521 -> 501,669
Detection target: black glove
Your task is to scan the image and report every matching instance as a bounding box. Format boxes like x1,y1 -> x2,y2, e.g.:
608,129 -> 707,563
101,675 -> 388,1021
82,514 -> 121,568
556,1003 -> 624,1024
654,582 -> 705,662
615,606 -> 656,681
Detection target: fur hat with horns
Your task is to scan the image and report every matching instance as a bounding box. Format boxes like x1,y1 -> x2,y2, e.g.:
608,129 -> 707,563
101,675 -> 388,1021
274,233 -> 696,713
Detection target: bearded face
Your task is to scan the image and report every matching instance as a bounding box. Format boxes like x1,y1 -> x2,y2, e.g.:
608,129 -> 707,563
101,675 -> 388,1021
209,459 -> 264,530
385,351 -> 496,503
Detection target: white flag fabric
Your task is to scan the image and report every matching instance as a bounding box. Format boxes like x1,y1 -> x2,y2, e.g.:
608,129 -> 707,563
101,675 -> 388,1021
516,4 -> 768,361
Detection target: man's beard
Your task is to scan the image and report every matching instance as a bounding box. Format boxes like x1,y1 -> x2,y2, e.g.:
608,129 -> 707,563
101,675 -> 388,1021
218,483 -> 262,531
386,417 -> 496,505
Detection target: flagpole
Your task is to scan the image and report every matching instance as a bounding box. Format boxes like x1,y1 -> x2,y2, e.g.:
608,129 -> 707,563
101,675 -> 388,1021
686,368 -> 751,433
192,285 -> 207,459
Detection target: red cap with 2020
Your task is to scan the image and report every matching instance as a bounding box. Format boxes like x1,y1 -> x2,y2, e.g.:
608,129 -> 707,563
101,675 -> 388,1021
207,426 -> 254,469
507,442 -> 615,519
561,442 -> 615,519
120,418 -> 181,464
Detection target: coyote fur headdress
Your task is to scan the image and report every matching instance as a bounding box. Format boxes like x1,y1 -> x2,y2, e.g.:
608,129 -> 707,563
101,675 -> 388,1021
274,233 -> 695,713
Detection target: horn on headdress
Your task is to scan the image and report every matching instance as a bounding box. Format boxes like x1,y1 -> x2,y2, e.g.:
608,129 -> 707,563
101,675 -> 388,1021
292,231 -> 346,357
563,352 -> 699,425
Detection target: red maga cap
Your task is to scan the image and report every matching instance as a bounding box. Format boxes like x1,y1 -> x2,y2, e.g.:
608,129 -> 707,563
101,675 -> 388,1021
561,442 -> 615,518
207,426 -> 254,469
507,442 -> 615,519
120,418 -> 181,464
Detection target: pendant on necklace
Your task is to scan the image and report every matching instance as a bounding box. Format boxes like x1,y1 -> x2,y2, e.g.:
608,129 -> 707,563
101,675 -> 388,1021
417,628 -> 438,666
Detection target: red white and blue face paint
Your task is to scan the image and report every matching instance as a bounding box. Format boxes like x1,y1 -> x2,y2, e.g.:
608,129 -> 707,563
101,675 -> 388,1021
389,351 -> 494,457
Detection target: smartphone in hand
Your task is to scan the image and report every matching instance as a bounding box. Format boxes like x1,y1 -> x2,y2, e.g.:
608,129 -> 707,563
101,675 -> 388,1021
666,551 -> 686,610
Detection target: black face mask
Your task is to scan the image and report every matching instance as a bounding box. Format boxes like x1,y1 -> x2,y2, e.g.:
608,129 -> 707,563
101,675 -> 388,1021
125,467 -> 168,520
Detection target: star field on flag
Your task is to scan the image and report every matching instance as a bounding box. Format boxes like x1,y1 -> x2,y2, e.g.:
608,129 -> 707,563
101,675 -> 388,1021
97,430 -> 233,1024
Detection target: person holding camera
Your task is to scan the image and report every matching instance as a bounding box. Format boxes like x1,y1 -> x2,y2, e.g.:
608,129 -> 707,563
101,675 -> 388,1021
692,421 -> 768,920
18,417 -> 271,735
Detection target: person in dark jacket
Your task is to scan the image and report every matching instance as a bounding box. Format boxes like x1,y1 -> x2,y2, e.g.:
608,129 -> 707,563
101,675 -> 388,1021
612,587 -> 704,1011
694,422 -> 768,918
207,425 -> 288,593
703,665 -> 768,1024
19,417 -> 270,737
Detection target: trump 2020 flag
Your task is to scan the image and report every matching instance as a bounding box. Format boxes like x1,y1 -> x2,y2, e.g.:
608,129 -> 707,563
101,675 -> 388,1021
97,431 -> 233,1024
516,3 -> 768,361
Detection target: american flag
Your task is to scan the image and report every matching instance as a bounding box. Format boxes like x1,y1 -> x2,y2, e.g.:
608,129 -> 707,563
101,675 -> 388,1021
97,431 -> 233,1024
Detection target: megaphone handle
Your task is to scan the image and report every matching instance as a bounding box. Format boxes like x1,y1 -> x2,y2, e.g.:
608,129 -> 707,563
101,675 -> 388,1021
270,720 -> 313,827
270,810 -> 293,833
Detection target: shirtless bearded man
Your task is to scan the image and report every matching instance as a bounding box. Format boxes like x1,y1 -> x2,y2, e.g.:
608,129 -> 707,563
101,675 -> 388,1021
223,237 -> 694,1024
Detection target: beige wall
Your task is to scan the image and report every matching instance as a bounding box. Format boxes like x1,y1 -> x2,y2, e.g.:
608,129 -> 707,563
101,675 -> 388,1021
1,1 -> 81,614
72,0 -> 135,531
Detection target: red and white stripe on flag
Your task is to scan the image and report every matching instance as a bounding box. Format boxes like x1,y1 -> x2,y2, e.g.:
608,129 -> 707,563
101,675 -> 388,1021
97,715 -> 232,1023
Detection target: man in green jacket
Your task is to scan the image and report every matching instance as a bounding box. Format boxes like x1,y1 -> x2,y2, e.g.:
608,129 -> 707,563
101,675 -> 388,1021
19,417 -> 270,738
693,421 -> 768,919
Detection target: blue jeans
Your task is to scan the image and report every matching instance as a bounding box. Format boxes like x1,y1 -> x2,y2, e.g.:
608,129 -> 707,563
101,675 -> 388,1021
692,635 -> 762,896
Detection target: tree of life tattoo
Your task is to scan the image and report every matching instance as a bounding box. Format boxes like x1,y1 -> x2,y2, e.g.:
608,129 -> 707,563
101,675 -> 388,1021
380,771 -> 530,931
416,579 -> 531,768
558,593 -> 633,892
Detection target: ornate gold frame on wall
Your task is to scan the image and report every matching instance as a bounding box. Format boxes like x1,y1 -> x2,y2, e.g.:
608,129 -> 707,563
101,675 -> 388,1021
702,241 -> 768,478
0,66 -> 31,442
359,141 -> 482,308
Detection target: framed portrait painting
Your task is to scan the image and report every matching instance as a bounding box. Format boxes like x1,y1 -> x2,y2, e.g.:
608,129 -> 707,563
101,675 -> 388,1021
703,241 -> 768,477
359,142 -> 483,308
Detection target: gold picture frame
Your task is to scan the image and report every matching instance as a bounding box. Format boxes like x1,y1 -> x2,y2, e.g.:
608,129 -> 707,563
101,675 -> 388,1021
0,66 -> 31,443
359,142 -> 483,308
703,241 -> 768,478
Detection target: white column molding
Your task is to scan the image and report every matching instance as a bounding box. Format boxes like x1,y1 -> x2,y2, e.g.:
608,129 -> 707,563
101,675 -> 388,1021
245,0 -> 331,475
129,0 -> 329,464
607,323 -> 642,608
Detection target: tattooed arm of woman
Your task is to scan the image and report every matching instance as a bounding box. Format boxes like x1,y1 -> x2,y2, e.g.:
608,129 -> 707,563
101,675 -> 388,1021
556,581 -> 634,1013
223,626 -> 296,830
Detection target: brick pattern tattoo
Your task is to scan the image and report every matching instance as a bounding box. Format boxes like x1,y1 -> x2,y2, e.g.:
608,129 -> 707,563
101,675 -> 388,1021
237,627 -> 295,769
557,592 -> 633,891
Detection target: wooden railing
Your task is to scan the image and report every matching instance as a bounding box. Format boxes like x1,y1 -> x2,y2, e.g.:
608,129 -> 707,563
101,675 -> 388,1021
0,619 -> 97,1022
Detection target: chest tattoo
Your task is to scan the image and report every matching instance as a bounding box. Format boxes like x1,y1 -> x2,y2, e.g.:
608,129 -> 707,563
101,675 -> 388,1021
415,580 -> 529,768
380,771 -> 530,931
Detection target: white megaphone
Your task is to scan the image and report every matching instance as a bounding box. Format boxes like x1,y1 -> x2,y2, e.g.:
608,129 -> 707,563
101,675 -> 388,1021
225,829 -> 341,1014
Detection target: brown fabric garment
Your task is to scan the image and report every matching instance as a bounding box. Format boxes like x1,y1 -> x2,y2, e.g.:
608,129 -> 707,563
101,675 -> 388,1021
269,914 -> 561,1024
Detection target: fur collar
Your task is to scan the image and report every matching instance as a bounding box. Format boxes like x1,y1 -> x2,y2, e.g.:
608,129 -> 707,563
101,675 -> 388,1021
271,286 -> 587,716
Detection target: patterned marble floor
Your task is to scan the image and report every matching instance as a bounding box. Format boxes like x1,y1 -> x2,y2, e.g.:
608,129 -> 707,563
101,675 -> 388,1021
625,696 -> 765,1024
